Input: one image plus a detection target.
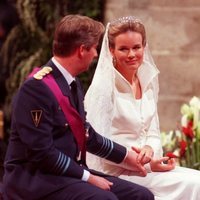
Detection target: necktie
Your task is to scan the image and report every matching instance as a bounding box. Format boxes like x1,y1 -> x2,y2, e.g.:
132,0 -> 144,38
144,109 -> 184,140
70,81 -> 78,109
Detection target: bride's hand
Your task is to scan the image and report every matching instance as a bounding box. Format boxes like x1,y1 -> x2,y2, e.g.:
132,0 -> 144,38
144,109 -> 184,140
132,145 -> 154,165
150,157 -> 176,172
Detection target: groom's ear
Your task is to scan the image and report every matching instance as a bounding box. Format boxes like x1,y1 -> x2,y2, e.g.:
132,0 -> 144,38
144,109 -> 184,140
77,44 -> 85,58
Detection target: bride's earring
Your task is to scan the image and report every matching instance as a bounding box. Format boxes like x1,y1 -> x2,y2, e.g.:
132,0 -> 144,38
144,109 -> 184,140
113,57 -> 117,67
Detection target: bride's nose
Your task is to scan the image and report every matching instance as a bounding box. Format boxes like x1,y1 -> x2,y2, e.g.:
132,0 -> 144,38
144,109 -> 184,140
127,49 -> 136,58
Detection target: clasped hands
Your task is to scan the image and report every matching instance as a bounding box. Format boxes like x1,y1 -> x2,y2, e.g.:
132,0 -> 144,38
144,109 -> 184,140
122,145 -> 176,177
87,145 -> 176,191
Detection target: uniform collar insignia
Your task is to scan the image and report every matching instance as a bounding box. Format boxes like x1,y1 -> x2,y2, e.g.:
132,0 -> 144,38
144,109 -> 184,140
31,110 -> 43,127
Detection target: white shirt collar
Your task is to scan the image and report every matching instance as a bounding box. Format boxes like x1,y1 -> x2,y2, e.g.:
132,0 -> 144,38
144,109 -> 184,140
51,57 -> 75,85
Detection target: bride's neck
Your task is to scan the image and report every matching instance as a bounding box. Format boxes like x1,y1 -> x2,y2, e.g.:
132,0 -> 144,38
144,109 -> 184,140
131,74 -> 142,99
122,71 -> 137,85
132,74 -> 138,84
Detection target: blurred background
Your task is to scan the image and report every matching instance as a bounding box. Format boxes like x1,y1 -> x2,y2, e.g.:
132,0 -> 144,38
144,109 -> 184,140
0,0 -> 200,178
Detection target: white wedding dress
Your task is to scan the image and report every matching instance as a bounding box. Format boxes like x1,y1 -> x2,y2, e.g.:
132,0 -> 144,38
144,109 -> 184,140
84,22 -> 200,200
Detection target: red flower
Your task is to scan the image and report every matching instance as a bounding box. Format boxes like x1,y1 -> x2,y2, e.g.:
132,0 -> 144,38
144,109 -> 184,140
188,120 -> 193,128
179,140 -> 187,157
182,121 -> 194,139
165,152 -> 178,158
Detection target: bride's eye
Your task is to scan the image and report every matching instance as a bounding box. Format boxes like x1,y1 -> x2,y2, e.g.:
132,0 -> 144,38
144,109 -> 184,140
119,47 -> 128,52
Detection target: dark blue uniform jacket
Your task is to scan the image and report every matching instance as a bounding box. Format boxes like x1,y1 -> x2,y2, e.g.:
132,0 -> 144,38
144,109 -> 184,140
3,60 -> 126,199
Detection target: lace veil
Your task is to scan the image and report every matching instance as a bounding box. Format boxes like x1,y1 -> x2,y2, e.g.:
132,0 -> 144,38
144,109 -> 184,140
84,22 -> 115,137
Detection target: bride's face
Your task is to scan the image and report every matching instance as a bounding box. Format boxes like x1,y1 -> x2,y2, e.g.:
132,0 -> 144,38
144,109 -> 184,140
110,31 -> 144,75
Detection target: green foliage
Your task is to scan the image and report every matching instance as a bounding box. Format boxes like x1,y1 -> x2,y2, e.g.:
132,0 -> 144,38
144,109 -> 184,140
0,0 -> 104,137
67,0 -> 104,19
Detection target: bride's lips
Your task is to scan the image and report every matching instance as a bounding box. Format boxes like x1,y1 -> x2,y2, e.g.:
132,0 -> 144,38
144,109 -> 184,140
126,60 -> 138,64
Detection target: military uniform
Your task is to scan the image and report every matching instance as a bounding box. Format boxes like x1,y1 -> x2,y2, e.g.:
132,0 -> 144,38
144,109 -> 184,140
3,60 -> 154,200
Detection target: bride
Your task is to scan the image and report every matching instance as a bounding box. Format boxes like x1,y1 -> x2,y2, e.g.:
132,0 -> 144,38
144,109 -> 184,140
84,16 -> 200,200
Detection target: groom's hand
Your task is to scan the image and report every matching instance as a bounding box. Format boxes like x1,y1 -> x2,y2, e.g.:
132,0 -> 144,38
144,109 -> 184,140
122,150 -> 147,177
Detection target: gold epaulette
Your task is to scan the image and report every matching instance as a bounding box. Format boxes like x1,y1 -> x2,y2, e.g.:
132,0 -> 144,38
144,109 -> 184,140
33,66 -> 53,80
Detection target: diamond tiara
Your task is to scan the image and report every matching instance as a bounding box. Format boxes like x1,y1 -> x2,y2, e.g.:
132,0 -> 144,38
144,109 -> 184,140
110,16 -> 142,25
